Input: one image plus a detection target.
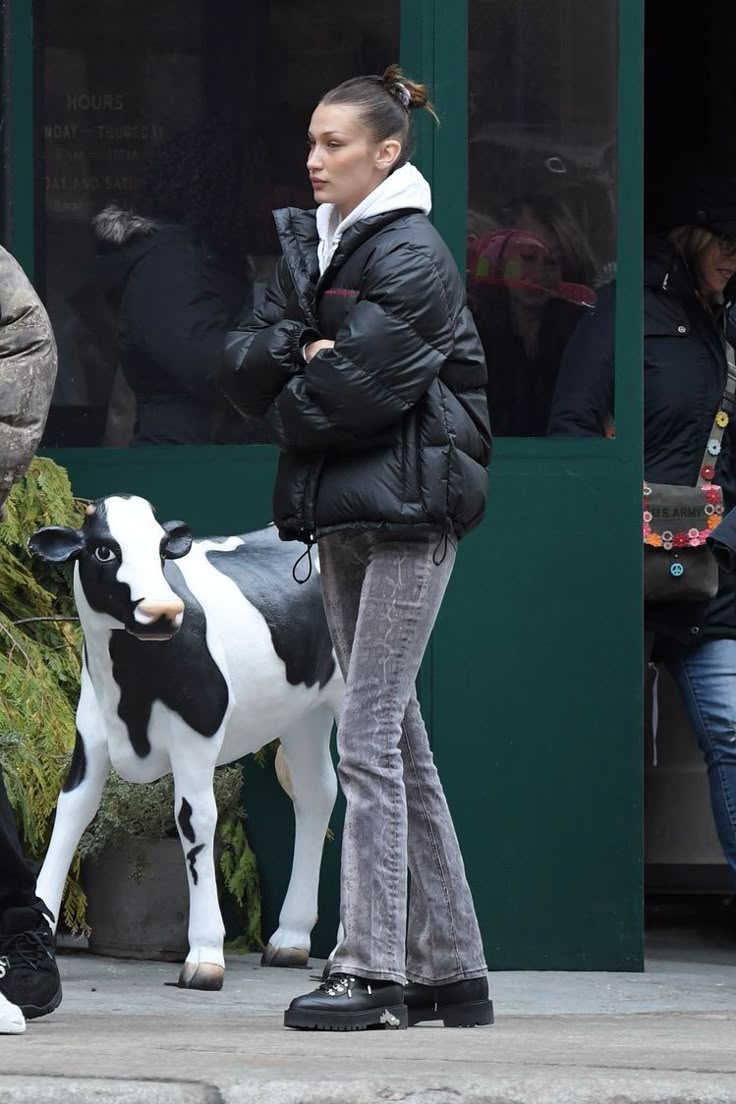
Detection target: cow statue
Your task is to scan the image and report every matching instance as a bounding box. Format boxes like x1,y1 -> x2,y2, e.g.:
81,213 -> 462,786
30,494 -> 343,991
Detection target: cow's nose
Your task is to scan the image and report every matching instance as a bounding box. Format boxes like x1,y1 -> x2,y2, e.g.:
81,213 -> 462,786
134,597 -> 185,626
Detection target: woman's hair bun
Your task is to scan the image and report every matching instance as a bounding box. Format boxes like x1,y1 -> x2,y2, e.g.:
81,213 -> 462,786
382,64 -> 435,117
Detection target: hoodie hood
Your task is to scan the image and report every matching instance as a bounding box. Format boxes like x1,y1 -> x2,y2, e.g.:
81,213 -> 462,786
316,162 -> 432,275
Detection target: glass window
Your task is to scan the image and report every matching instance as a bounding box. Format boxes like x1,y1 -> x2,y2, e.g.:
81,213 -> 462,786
38,0 -> 400,447
468,0 -> 618,437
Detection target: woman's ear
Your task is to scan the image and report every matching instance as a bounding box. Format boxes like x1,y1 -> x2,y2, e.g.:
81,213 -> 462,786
376,139 -> 402,172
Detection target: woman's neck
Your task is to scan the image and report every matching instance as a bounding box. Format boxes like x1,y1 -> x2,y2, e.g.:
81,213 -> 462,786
509,297 -> 544,359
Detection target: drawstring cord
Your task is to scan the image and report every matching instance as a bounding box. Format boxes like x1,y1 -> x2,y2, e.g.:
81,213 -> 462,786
292,537 -> 315,584
432,530 -> 456,566
295,530 -> 453,577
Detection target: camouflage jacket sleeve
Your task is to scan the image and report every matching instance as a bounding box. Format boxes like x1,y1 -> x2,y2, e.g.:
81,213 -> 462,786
0,246 -> 57,507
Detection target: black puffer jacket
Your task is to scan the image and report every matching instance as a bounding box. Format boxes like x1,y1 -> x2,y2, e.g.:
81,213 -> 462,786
549,237 -> 736,646
223,207 -> 491,543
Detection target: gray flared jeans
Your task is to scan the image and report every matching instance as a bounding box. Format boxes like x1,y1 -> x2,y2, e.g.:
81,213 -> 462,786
318,529 -> 488,986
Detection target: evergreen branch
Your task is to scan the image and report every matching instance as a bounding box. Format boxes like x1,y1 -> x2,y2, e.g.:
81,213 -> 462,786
12,616 -> 80,625
0,620 -> 36,670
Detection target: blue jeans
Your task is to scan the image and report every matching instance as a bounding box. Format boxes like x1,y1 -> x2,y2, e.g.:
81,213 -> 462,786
665,638 -> 736,873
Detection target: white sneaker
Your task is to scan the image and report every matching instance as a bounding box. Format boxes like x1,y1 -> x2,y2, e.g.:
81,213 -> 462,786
0,989 -> 26,1034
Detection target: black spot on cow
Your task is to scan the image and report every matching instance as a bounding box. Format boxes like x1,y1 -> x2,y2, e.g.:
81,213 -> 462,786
187,843 -> 205,884
62,730 -> 87,793
178,797 -> 196,844
110,563 -> 229,758
77,501 -> 138,628
206,529 -> 336,690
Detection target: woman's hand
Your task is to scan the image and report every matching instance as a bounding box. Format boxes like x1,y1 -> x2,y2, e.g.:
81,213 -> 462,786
304,339 -> 335,362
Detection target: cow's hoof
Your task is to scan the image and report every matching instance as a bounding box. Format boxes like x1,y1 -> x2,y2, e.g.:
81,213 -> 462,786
177,962 -> 224,990
261,943 -> 309,968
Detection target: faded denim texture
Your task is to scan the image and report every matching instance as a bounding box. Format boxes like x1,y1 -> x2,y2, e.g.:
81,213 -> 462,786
666,637 -> 736,873
319,530 -> 488,986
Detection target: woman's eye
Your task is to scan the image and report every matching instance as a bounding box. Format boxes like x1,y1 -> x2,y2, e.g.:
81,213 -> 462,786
94,545 -> 116,563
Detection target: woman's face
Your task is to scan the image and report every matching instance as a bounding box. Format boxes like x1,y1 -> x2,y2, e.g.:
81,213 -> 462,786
307,103 -> 399,220
694,232 -> 736,299
507,212 -> 563,309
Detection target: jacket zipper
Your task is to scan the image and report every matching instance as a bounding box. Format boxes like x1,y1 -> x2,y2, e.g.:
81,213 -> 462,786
301,458 -> 324,543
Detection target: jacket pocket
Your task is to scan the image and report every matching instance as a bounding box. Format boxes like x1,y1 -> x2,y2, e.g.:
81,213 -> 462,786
401,409 -> 424,514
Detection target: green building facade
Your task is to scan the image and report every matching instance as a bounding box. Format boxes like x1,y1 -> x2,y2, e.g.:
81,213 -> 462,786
1,0 -> 646,968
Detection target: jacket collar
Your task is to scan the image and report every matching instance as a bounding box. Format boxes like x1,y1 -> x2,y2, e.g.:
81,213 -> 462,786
272,206 -> 423,324
272,204 -> 423,282
644,236 -> 696,296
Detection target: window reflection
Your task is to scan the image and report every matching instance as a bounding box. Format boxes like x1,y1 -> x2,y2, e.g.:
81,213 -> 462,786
39,0 -> 399,447
468,0 -> 618,437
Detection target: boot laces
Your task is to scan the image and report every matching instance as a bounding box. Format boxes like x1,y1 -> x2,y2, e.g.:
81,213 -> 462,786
0,929 -> 53,971
320,973 -> 370,998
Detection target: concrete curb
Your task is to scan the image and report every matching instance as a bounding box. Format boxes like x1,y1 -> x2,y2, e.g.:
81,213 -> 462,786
5,1073 -> 736,1104
218,1075 -> 736,1104
0,1076 -> 220,1104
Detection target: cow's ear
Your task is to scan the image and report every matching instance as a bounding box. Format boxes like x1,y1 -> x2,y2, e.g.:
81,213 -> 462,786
29,526 -> 85,563
162,520 -> 193,560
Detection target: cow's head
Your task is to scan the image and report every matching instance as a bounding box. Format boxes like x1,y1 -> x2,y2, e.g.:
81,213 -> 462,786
30,495 -> 193,641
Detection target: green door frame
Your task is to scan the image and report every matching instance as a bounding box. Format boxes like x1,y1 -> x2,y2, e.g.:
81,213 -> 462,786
405,0 -> 644,969
3,0 -> 645,968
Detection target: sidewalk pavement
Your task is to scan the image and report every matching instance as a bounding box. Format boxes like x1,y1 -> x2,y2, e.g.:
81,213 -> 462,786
1,930 -> 735,1104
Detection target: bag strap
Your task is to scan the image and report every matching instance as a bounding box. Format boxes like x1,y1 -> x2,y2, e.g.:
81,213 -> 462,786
697,339 -> 736,485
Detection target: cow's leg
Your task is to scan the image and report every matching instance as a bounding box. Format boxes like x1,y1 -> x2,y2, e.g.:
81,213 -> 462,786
262,704 -> 337,968
171,752 -> 225,991
37,667 -> 110,930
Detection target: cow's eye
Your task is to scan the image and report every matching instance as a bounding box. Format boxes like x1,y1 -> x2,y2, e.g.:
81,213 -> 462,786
94,545 -> 116,563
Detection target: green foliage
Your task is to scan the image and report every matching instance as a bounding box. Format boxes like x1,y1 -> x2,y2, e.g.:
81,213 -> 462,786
0,459 -> 86,927
219,818 -> 263,952
79,764 -> 262,949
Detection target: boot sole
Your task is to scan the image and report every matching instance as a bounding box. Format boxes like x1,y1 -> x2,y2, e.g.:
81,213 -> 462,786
408,999 -> 494,1028
284,1002 -> 408,1031
20,984 -> 62,1021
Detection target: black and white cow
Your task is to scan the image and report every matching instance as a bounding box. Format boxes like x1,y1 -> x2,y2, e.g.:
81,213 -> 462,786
30,495 -> 343,990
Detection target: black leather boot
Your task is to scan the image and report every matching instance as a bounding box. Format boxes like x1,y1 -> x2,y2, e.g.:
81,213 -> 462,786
404,976 -> 494,1027
284,972 -> 408,1031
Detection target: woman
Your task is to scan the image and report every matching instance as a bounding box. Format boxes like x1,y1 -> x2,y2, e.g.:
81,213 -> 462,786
470,193 -> 598,436
224,66 -> 493,1031
94,128 -> 258,446
548,167 -> 736,881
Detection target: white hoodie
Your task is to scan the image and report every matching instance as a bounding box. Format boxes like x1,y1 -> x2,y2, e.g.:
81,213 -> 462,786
315,162 -> 432,276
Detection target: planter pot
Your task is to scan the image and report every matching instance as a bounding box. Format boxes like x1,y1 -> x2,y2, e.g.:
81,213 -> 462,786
84,838 -> 189,961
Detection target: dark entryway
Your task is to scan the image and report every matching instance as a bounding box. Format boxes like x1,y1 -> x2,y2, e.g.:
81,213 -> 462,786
644,0 -> 736,933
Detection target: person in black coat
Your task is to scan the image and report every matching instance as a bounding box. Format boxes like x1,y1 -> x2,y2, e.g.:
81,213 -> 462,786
223,66 -> 493,1032
93,130 -> 257,446
548,166 -> 736,882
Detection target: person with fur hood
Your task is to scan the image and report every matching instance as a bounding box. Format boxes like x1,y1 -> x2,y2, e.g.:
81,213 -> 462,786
93,129 -> 258,446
